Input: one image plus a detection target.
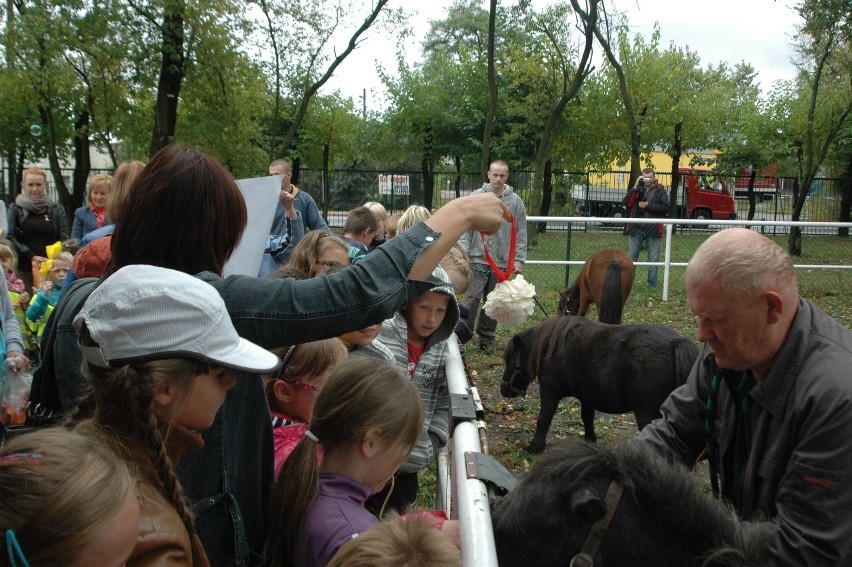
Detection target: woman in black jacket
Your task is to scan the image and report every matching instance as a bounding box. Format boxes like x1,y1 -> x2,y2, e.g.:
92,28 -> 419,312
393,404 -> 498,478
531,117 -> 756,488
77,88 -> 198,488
7,167 -> 68,290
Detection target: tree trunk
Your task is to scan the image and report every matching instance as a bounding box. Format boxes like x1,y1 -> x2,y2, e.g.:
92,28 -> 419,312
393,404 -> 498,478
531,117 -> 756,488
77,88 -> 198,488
422,157 -> 435,210
788,177 -> 804,256
71,110 -> 91,214
670,122 -> 682,215
746,167 -> 757,220
838,154 -> 851,237
537,159 -> 552,234
39,104 -> 71,222
479,0 -> 497,178
454,155 -> 462,199
149,1 -> 186,156
422,123 -> 435,209
322,143 -> 330,219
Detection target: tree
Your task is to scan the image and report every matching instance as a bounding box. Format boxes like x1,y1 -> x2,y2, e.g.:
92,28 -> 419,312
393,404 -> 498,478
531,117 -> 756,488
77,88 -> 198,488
480,0 -> 497,177
786,0 -> 851,254
253,0 -> 401,162
521,0 -> 597,224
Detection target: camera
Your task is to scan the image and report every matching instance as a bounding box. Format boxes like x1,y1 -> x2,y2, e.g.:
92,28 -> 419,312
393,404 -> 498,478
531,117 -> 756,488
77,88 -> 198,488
639,176 -> 653,186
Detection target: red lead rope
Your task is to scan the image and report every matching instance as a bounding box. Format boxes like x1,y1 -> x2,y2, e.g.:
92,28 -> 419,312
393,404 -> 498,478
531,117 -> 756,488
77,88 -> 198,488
481,212 -> 516,283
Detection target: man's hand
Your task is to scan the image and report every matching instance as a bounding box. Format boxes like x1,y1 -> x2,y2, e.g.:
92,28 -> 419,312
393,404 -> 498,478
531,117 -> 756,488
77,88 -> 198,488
279,190 -> 298,219
513,262 -> 523,275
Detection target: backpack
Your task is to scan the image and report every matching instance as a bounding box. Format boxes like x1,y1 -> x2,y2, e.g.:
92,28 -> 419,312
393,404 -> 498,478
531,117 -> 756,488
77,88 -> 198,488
24,277 -> 99,427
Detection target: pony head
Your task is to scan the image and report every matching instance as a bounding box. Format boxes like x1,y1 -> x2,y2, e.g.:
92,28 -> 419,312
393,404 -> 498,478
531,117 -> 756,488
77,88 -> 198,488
491,439 -> 775,567
501,331 -> 534,397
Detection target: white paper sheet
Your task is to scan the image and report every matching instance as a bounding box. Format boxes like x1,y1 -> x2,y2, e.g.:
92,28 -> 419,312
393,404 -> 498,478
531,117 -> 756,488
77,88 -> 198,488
223,175 -> 281,277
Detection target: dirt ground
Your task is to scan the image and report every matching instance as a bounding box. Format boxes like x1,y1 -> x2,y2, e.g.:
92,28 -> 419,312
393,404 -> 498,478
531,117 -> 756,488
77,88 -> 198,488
461,344 -> 640,475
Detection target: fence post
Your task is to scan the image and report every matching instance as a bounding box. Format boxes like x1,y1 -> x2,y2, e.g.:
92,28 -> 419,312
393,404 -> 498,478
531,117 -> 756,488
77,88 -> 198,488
564,223 -> 572,289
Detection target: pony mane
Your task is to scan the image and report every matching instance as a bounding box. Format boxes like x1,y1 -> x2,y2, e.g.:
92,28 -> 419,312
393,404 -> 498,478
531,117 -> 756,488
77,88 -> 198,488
527,317 -> 585,379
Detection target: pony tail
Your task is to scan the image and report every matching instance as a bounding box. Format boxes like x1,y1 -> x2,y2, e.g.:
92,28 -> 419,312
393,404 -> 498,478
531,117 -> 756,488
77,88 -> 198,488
265,436 -> 321,567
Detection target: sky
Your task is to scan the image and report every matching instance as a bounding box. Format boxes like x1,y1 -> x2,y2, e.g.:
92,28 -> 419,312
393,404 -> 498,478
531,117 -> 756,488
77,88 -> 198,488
321,0 -> 802,108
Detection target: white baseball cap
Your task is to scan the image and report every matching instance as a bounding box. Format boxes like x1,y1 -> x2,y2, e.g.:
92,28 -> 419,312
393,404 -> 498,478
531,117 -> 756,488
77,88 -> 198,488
73,265 -> 281,373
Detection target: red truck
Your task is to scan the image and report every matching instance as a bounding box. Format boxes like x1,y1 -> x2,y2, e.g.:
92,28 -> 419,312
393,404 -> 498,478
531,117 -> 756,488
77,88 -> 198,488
733,165 -> 778,201
572,167 -> 737,220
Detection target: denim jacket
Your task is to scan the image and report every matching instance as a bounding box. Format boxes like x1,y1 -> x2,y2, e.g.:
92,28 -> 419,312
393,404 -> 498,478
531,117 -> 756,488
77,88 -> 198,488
38,221 -> 442,566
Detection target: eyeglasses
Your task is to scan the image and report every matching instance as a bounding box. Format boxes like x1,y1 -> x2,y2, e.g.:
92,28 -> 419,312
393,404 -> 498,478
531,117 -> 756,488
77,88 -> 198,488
283,379 -> 319,393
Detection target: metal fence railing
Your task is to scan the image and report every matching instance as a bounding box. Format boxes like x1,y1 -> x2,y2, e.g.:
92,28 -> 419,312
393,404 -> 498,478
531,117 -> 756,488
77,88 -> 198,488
438,335 -> 500,567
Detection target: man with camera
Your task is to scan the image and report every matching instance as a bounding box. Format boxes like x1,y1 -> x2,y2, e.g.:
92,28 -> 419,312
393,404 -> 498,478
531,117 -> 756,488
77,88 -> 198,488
623,167 -> 670,287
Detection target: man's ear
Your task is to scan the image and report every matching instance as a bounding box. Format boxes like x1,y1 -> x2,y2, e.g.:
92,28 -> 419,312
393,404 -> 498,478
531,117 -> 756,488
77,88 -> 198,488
765,290 -> 785,325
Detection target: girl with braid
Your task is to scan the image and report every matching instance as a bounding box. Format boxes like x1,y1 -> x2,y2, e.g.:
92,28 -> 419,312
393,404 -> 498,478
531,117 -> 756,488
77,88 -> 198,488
70,265 -> 281,567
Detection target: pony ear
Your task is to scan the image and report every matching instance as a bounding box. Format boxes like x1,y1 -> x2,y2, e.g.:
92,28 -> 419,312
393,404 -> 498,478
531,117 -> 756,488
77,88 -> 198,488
567,488 -> 607,521
512,334 -> 524,349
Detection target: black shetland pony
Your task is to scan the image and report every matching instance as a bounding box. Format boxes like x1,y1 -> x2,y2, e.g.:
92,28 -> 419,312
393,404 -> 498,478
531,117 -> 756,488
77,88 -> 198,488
558,249 -> 634,324
492,439 -> 775,567
502,316 -> 699,453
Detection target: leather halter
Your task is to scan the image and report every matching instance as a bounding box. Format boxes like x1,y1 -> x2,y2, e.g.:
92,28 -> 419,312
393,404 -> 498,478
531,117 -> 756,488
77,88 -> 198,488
501,353 -> 527,396
569,481 -> 624,567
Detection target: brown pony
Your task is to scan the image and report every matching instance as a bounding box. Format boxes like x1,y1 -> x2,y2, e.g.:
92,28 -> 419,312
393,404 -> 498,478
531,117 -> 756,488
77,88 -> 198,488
558,249 -> 634,324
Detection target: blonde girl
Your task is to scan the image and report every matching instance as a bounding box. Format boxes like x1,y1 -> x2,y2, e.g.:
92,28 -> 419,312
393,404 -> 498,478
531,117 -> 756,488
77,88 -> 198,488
278,230 -> 350,279
71,265 -> 280,567
397,205 -> 431,235
264,338 -> 348,477
265,357 -> 424,567
0,427 -> 139,567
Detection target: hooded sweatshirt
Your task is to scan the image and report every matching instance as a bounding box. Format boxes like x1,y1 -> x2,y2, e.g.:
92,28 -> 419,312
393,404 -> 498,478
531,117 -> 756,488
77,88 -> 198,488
379,266 -> 459,473
459,183 -> 528,271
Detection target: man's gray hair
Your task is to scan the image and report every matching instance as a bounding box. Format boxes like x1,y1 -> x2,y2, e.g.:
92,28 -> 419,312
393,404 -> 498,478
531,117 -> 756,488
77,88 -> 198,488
685,228 -> 797,297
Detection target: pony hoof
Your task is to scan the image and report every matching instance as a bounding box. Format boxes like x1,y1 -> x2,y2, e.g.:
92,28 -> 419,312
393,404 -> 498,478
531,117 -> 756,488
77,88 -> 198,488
525,443 -> 544,454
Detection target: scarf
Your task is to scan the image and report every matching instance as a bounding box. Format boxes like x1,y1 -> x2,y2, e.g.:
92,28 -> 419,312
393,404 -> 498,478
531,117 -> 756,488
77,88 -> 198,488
5,270 -> 24,293
91,205 -> 107,228
15,192 -> 52,215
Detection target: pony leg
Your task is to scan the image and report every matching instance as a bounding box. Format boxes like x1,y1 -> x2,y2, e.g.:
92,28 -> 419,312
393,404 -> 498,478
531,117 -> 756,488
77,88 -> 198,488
580,403 -> 597,443
528,390 -> 561,454
578,293 -> 591,317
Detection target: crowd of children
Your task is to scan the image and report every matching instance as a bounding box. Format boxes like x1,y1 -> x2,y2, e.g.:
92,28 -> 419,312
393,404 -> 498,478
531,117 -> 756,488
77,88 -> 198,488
1,157 -> 492,567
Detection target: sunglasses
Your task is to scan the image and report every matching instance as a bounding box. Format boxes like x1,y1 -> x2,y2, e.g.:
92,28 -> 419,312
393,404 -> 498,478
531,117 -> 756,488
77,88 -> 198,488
283,380 -> 319,393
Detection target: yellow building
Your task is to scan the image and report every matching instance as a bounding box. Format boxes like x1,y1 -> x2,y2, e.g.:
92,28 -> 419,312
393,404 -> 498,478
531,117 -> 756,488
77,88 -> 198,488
590,149 -> 719,188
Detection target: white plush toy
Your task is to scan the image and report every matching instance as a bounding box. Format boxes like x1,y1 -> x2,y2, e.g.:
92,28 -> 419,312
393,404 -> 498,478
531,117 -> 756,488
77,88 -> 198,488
483,274 -> 537,328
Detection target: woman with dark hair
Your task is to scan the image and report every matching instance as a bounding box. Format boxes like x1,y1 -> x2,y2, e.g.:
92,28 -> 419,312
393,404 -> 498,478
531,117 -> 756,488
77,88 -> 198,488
34,145 -> 508,566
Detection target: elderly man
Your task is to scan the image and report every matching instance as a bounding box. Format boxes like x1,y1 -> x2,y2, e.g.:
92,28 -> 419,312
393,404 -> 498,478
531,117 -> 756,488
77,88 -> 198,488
635,228 -> 852,565
268,159 -> 330,235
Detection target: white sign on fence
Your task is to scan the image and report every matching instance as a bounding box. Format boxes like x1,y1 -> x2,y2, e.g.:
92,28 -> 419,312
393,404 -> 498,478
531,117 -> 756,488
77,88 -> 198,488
378,174 -> 410,195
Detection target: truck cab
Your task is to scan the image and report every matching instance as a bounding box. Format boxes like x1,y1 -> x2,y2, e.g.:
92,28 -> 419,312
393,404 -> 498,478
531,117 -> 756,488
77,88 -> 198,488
676,168 -> 737,220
